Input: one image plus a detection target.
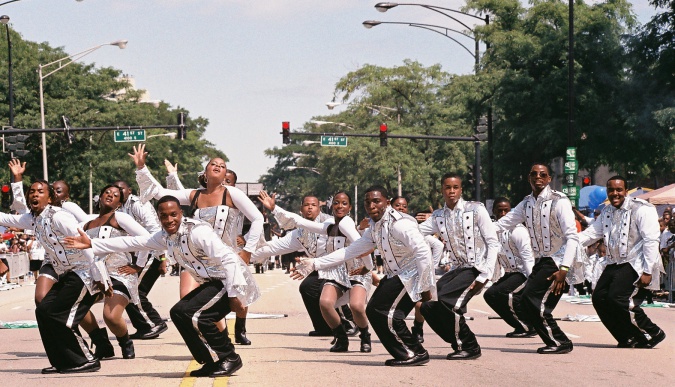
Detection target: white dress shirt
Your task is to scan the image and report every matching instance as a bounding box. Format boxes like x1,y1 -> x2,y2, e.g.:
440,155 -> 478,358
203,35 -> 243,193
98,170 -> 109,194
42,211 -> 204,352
497,185 -> 579,268
418,198 -> 499,282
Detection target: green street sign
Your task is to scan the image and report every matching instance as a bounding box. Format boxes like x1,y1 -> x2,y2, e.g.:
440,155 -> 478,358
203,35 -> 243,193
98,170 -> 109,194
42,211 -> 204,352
566,147 -> 577,160
564,174 -> 576,185
114,130 -> 146,142
321,135 -> 347,147
563,160 -> 578,174
562,185 -> 580,198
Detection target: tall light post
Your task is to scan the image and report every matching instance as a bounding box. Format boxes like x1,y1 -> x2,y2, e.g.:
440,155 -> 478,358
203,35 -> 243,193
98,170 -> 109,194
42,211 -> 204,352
366,2 -> 494,200
39,39 -> 128,180
1,15 -> 12,130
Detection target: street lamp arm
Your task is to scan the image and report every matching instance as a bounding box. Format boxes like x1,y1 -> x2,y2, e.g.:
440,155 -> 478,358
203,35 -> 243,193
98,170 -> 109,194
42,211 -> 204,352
376,2 -> 485,22
0,0 -> 21,7
40,40 -> 127,79
364,20 -> 475,59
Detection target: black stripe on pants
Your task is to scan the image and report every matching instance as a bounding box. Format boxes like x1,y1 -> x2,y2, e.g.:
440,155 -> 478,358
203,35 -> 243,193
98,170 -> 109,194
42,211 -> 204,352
421,267 -> 480,351
519,257 -> 570,347
299,271 -> 331,334
35,271 -> 98,369
170,280 -> 236,364
126,258 -> 164,331
592,263 -> 661,344
483,272 -> 529,331
366,275 -> 424,360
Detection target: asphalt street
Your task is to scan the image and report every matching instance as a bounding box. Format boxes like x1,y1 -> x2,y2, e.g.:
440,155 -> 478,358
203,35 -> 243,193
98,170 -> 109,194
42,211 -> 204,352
1,268 -> 673,386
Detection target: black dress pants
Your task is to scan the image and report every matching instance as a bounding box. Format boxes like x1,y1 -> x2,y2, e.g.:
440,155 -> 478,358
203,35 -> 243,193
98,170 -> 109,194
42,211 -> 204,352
519,257 -> 570,347
170,280 -> 236,364
483,271 -> 529,331
592,263 -> 661,345
35,271 -> 98,369
366,275 -> 424,360
421,267 -> 481,351
299,271 -> 331,334
126,257 -> 164,332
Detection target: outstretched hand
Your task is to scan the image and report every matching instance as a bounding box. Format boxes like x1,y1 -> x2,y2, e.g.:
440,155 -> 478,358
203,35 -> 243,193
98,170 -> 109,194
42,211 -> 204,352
128,144 -> 148,169
257,190 -> 276,211
547,270 -> 568,295
164,159 -> 178,174
8,158 -> 26,179
64,229 -> 93,250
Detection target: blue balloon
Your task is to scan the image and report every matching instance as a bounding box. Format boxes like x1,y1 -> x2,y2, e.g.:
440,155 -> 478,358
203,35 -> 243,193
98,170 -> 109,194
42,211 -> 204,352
587,186 -> 607,210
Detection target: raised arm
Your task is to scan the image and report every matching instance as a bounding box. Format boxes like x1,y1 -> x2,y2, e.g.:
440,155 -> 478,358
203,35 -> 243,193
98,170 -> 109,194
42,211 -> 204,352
130,144 -> 193,204
8,159 -> 28,214
62,201 -> 93,222
164,159 -> 186,190
227,186 -> 264,253
250,229 -> 304,264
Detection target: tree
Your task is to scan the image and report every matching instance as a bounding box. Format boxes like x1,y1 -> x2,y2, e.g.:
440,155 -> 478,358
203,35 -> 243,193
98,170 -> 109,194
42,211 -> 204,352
0,29 -> 225,208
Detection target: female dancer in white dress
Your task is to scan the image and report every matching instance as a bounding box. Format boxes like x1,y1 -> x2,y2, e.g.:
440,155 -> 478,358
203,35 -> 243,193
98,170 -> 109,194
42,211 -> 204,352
79,184 -> 150,359
130,144 -> 262,344
259,190 -> 374,352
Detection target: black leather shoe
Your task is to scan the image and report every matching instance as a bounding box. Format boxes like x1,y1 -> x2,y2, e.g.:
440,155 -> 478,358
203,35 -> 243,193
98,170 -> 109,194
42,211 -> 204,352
537,341 -> 573,354
58,360 -> 101,374
130,322 -> 168,340
634,330 -> 666,349
234,330 -> 252,345
617,337 -> 637,348
447,346 -> 482,360
210,355 -> 243,377
506,329 -> 537,338
190,362 -> 217,377
41,366 -> 58,374
385,350 -> 430,367
411,325 -> 424,344
308,330 -> 333,337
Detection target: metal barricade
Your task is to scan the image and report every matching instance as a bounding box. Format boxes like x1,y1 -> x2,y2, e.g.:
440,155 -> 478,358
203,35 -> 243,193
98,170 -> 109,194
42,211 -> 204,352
0,252 -> 30,280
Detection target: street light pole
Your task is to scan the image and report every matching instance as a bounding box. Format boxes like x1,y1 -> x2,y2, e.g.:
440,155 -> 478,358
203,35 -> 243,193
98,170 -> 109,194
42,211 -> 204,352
38,39 -> 127,181
1,15 -> 13,129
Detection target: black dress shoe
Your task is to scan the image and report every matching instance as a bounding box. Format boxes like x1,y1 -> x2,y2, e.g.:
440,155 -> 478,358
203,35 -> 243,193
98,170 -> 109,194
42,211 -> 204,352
130,322 -> 168,340
234,330 -> 252,345
446,346 -> 482,360
634,330 -> 666,349
537,341 -> 573,354
58,360 -> 101,374
41,366 -> 58,374
308,330 -> 333,337
385,350 -> 430,367
190,362 -> 217,377
210,355 -> 243,377
617,337 -> 637,348
506,329 -> 537,338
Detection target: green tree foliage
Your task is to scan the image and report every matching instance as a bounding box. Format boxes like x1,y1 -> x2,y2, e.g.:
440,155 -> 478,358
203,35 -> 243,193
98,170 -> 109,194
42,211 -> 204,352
261,60 -> 477,215
0,29 -> 225,209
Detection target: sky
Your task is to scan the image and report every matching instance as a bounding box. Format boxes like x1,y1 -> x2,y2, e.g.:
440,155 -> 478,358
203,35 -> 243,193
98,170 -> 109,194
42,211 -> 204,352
2,0 -> 662,182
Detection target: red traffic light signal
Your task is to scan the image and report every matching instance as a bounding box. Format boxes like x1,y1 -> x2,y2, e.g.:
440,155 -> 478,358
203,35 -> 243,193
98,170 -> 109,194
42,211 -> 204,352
282,121 -> 290,144
582,176 -> 592,187
1,185 -> 9,194
379,123 -> 387,147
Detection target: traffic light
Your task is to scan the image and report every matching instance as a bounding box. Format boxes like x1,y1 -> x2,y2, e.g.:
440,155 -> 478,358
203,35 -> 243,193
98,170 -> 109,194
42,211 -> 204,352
466,165 -> 476,186
1,185 -> 10,209
379,123 -> 387,147
5,134 -> 29,157
282,121 -> 290,144
177,112 -> 186,140
62,115 -> 74,144
582,175 -> 592,187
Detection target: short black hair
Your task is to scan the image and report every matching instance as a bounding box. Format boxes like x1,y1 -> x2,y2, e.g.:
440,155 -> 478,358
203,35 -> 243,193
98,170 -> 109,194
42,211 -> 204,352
493,196 -> 511,207
390,195 -> 407,205
156,195 -> 182,210
333,190 -> 352,205
606,175 -> 627,188
95,185 -> 125,213
529,162 -> 552,176
301,195 -> 320,204
226,169 -> 238,184
441,173 -> 463,186
30,179 -> 58,208
364,185 -> 389,199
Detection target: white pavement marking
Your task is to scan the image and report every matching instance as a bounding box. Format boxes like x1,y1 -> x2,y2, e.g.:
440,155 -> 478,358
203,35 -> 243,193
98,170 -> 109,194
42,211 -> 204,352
471,309 -> 491,314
